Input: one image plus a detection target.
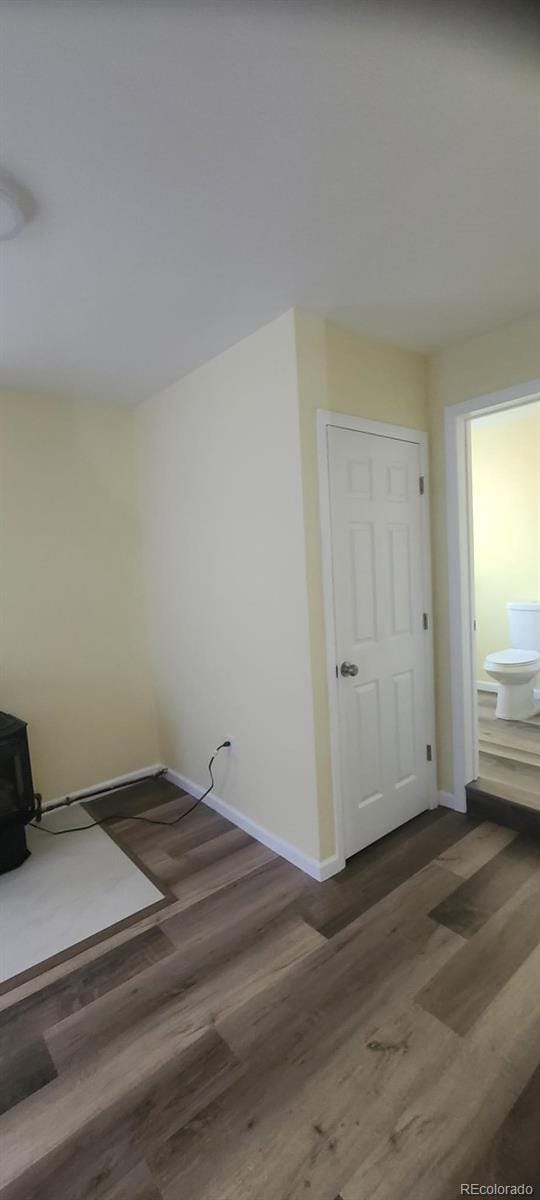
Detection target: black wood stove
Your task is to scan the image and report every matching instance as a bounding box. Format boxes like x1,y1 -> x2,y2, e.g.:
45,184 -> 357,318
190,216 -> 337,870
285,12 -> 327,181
0,712 -> 39,874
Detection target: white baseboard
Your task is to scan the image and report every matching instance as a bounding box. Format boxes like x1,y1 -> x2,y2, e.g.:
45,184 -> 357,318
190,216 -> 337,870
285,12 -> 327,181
43,764 -> 167,812
166,768 -> 343,881
477,680 -> 540,701
439,790 -> 467,814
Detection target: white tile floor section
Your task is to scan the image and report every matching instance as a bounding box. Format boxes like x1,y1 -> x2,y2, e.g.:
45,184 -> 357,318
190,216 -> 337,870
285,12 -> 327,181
0,805 -> 163,983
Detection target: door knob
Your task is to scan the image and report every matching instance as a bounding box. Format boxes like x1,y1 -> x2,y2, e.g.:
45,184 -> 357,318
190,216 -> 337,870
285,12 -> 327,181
340,661 -> 359,677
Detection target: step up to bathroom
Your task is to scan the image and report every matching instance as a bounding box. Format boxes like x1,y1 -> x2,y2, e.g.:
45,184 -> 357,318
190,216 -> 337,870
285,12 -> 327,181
466,773 -> 540,837
472,600 -> 540,833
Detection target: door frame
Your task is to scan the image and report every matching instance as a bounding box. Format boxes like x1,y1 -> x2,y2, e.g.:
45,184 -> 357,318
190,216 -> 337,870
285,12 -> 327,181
444,379 -> 540,811
317,410 -> 437,865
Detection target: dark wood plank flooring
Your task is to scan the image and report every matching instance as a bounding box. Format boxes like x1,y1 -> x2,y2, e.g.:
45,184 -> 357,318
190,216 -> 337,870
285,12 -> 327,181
0,779 -> 539,1200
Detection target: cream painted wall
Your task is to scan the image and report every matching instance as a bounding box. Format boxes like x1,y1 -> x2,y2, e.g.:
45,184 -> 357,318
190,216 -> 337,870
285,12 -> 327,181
471,402 -> 540,680
0,392 -> 160,801
294,313 -> 429,857
5,307 -> 532,864
428,312 -> 540,794
5,311 -> 536,861
137,312 -> 322,861
297,310 -> 539,842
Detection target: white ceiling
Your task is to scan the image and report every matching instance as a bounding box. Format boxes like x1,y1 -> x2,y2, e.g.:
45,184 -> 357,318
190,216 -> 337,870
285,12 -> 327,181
1,1 -> 539,403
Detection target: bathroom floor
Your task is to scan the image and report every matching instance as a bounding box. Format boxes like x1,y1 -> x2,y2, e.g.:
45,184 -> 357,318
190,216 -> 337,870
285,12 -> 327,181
477,690 -> 540,813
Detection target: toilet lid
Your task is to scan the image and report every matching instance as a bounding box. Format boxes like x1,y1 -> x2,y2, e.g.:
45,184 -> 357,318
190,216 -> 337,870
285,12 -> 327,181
485,648 -> 540,666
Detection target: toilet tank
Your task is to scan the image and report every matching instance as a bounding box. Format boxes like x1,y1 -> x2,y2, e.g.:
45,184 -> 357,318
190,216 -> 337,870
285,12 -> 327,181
507,602 -> 540,651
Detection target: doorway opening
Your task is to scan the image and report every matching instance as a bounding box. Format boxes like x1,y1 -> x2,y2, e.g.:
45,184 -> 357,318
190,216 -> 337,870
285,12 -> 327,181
445,381 -> 540,828
469,402 -> 540,821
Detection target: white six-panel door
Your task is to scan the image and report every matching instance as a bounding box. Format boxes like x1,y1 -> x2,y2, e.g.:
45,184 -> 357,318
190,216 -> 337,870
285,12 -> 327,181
328,424 -> 432,857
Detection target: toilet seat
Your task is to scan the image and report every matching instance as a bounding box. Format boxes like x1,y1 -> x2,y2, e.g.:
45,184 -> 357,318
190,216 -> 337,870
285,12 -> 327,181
484,648 -> 540,672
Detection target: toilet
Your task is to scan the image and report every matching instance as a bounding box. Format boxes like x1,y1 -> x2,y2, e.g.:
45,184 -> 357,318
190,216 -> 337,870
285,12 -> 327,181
484,602 -> 540,720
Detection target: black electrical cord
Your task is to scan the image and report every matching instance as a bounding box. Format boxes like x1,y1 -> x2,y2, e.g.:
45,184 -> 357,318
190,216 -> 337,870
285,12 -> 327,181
29,742 -> 230,836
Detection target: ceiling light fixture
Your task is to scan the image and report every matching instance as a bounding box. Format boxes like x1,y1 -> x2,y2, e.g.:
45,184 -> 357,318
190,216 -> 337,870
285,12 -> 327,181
0,187 -> 26,241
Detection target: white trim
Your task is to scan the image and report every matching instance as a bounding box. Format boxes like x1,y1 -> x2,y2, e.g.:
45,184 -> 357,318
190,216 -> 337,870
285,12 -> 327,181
166,768 -> 342,881
444,381 -> 540,805
418,431 -> 438,810
317,410 -> 430,444
438,789 -> 465,813
316,414 -> 347,871
42,765 -> 167,812
316,410 -> 438,866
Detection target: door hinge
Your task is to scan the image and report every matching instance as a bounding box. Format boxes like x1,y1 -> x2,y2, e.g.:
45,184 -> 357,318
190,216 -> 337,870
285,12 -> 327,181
419,475 -> 425,495
422,612 -> 429,631
426,744 -> 432,762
